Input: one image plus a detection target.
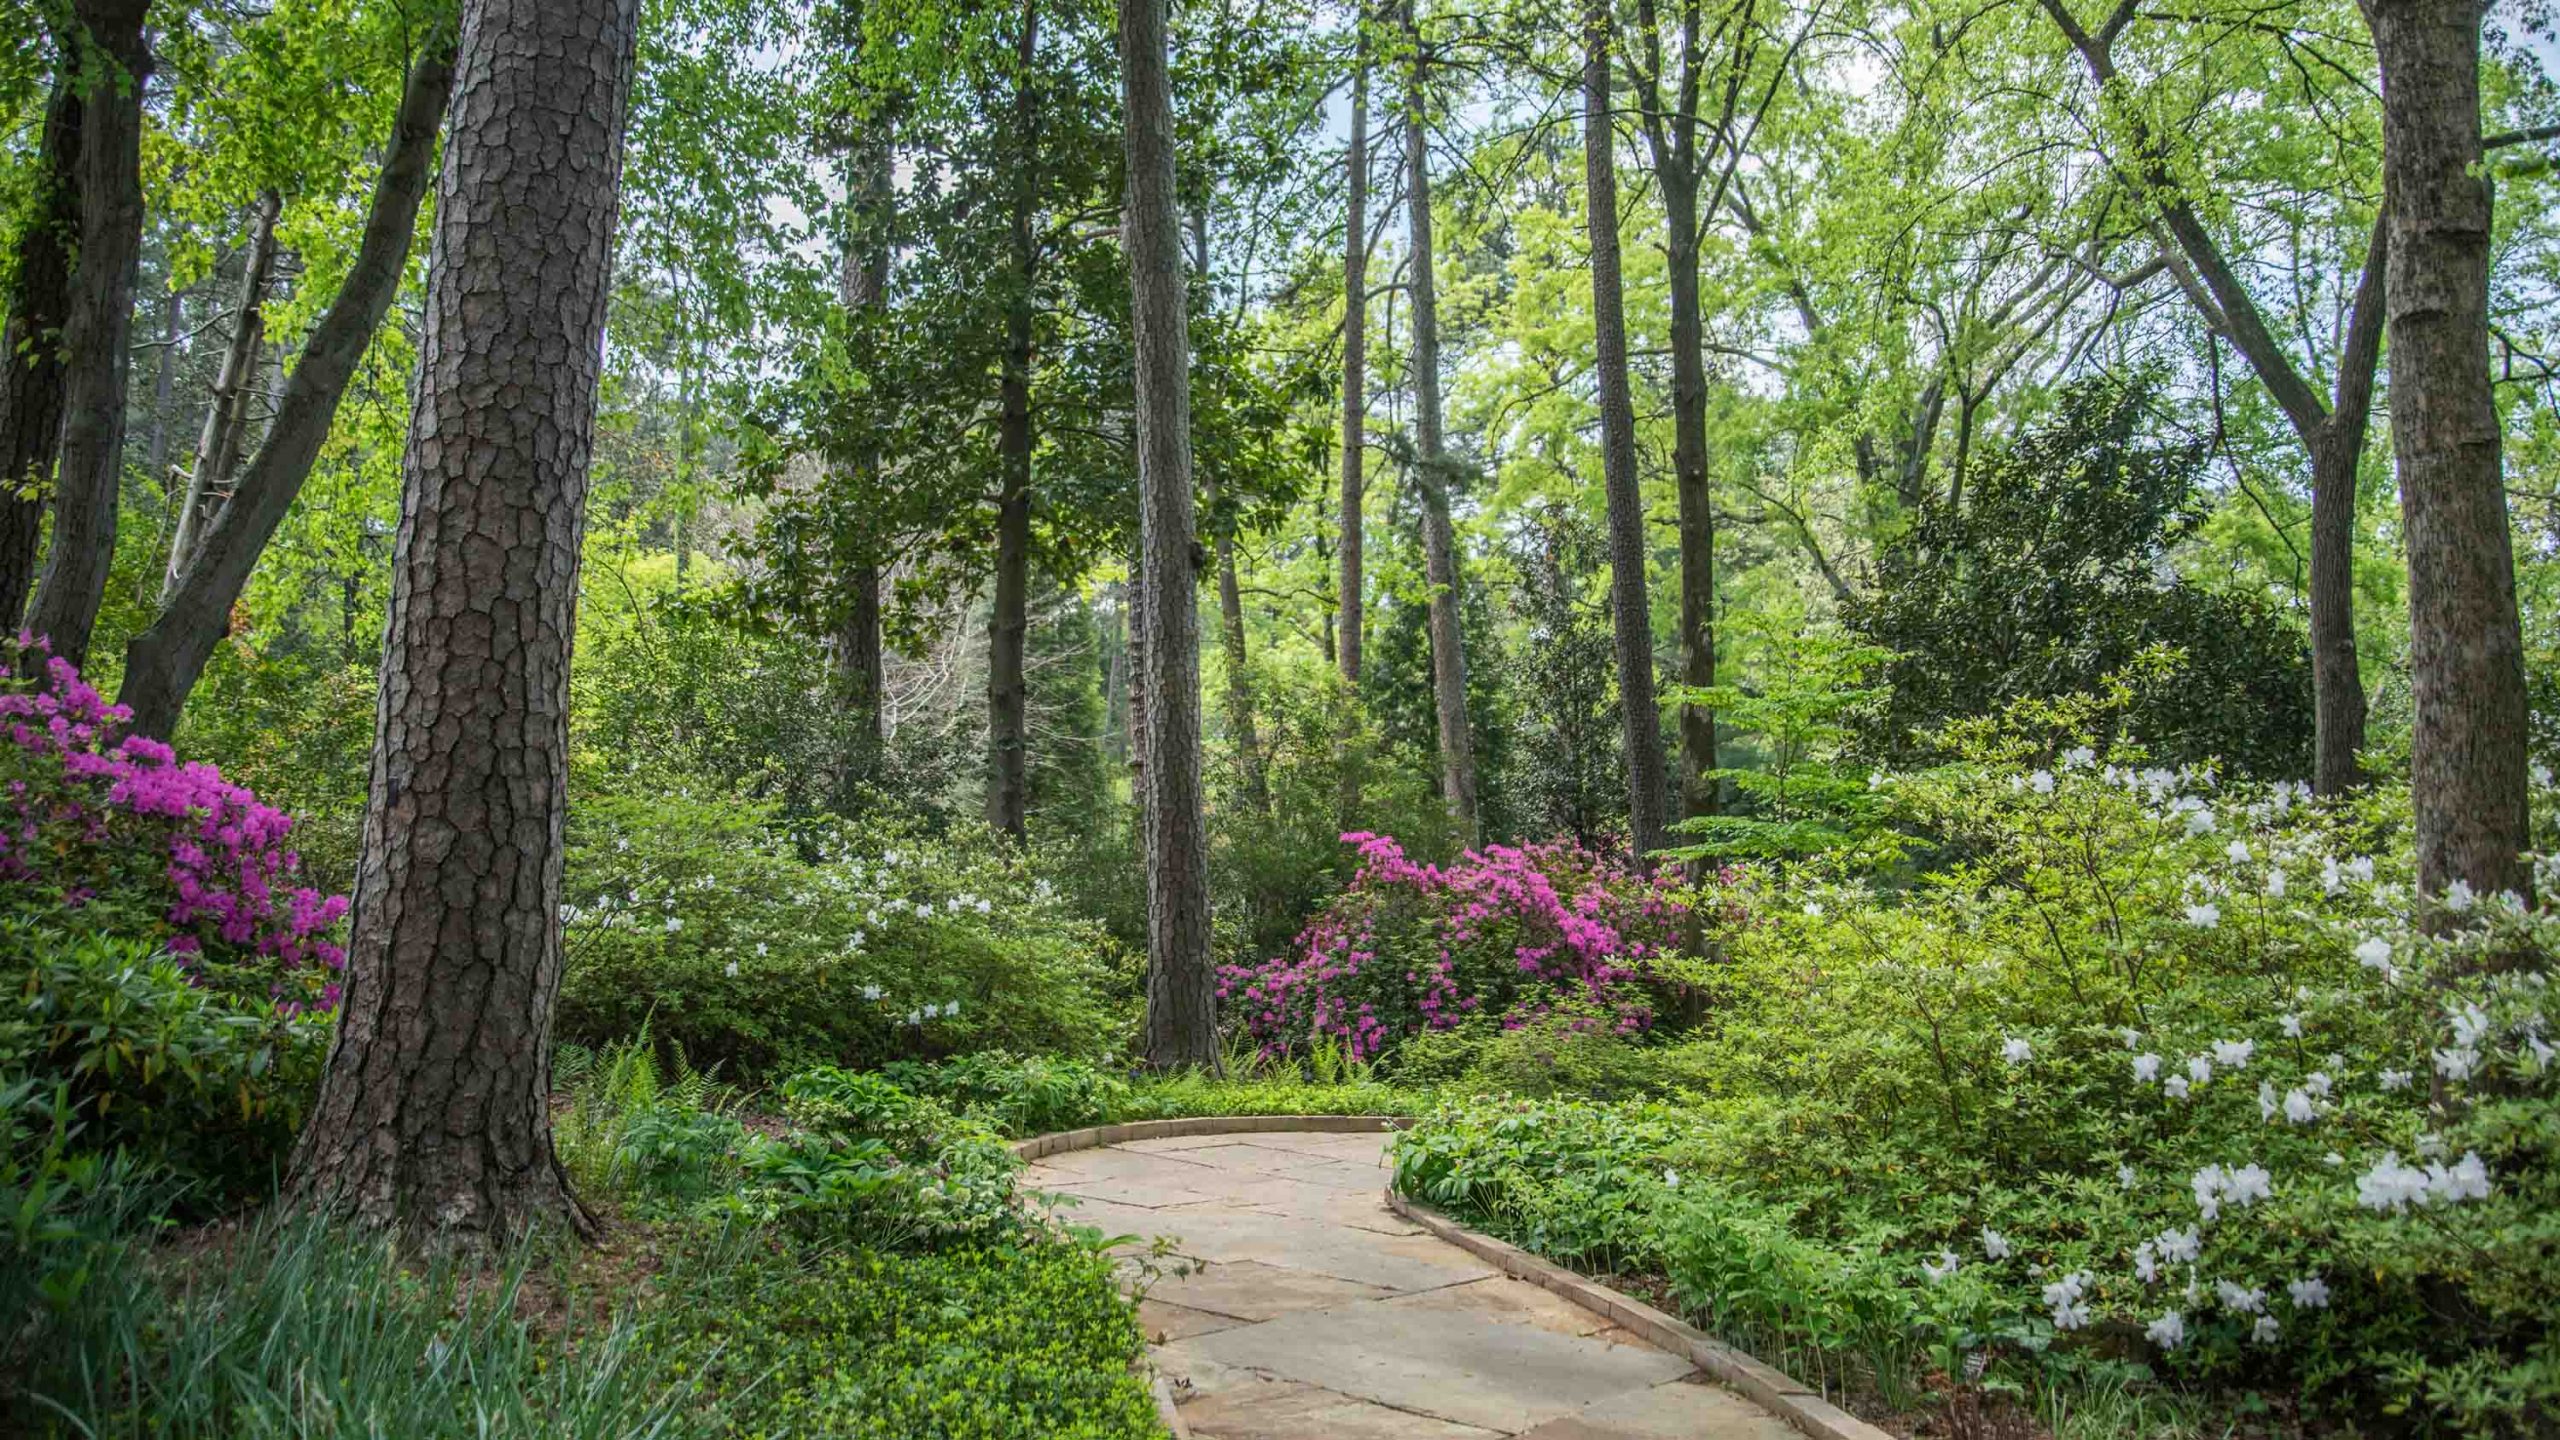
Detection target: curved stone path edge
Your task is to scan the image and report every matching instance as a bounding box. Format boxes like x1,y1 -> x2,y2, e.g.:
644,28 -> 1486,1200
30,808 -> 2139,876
1016,1117 -> 1890,1440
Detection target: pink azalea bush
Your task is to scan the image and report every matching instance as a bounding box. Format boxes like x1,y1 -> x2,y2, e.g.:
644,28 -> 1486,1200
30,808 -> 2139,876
1,636 -> 348,1013
1219,833 -> 1698,1062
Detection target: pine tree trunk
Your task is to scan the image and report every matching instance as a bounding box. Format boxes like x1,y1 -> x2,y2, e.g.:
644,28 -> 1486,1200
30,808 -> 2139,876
287,0 -> 640,1244
24,0 -> 152,671
1582,0 -> 1670,866
2369,0 -> 2530,904
1661,175 -> 1718,834
166,189 -> 280,601
1336,13 -> 1371,825
1403,10 -> 1477,847
120,40 -> 455,740
1123,0 -> 1220,1071
0,64 -> 79,632
986,0 -> 1039,841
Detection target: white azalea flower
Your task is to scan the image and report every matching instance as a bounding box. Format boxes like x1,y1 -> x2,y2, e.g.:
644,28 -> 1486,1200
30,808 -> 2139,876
2155,1227 -> 2201,1263
2279,1013 -> 2302,1038
2184,902 -> 2222,929
2442,879 -> 2477,913
2287,1276 -> 2330,1310
2226,840 -> 2252,864
2029,769 -> 2055,794
2133,1242 -> 2160,1283
2002,1037 -> 2033,1065
2435,1047 -> 2479,1082
2283,1089 -> 2316,1125
2132,1053 -> 2162,1083
2212,1038 -> 2255,1069
2145,1311 -> 2187,1349
2354,936 -> 2393,971
2118,1164 -> 2139,1189
2251,1316 -> 2281,1344
723,960 -> 740,977
2215,1279 -> 2266,1314
2187,1055 -> 2215,1086
2164,1075 -> 2192,1100
2062,746 -> 2095,769
2258,1082 -> 2279,1121
1981,1228 -> 2012,1260
2379,1068 -> 2413,1091
1922,1250 -> 1959,1282
664,917 -> 683,934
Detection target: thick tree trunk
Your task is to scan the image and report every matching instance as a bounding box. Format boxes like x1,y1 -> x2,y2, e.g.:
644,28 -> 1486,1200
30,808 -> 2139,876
287,0 -> 640,1244
0,68 -> 80,632
166,189 -> 280,601
1403,13 -> 1477,847
24,1 -> 152,671
120,41 -> 455,741
1659,170 -> 1717,832
986,0 -> 1039,841
2368,0 -> 2530,904
1335,17 -> 1372,824
1123,0 -> 1219,1071
1582,0 -> 1670,867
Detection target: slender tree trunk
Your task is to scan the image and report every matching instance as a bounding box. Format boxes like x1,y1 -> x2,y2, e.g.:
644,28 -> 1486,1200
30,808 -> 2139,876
1197,203 -> 1269,815
1658,164 -> 1717,834
1336,14 -> 1371,822
2368,0 -> 2530,904
120,40 -> 456,740
287,0 -> 640,1244
144,282 -> 178,498
1583,0 -> 1670,867
24,1 -> 152,671
832,137 -> 893,782
1402,7 -> 1477,846
986,0 -> 1039,841
0,67 -> 80,632
1123,0 -> 1219,1071
2307,220 -> 2383,799
166,189 -> 280,601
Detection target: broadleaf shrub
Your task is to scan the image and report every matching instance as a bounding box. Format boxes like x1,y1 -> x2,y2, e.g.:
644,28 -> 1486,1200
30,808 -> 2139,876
1219,832 -> 1704,1063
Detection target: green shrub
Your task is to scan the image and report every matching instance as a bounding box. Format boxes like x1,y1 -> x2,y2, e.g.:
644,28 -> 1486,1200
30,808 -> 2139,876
649,1233 -> 1162,1439
555,783 -> 1129,1082
1,920 -> 327,1201
884,1051 -> 1132,1137
1392,739 -> 2560,1435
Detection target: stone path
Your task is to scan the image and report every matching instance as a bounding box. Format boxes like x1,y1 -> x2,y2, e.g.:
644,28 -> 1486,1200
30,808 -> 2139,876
1023,1130 -> 1799,1440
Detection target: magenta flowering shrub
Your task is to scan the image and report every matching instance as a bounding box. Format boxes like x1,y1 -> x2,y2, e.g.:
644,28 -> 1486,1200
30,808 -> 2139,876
1,638 -> 348,1013
1219,833 -> 1696,1062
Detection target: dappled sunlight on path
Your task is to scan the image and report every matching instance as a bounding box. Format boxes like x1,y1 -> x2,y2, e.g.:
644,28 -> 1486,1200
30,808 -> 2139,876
1024,1132 -> 1797,1440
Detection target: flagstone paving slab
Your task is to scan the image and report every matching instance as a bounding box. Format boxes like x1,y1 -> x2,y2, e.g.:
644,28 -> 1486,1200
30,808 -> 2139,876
1021,1130 -> 1801,1439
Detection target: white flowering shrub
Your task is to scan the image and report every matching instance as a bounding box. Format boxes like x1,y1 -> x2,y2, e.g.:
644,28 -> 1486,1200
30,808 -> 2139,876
1395,709 -> 2560,1433
554,777 -> 1127,1081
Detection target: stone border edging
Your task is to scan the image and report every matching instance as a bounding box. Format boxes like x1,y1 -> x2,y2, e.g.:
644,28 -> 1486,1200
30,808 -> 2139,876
1383,1191 -> 1897,1440
1012,1112 -> 1409,1161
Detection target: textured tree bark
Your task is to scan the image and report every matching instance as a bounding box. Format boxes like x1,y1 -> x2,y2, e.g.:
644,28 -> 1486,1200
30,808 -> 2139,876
1123,0 -> 1220,1071
1583,0 -> 1671,867
986,0 -> 1039,841
1334,15 -> 1373,825
286,0 -> 640,1244
1402,9 -> 1477,847
1657,149 -> 1717,835
24,0 -> 151,670
120,40 -> 455,741
2368,0 -> 2530,905
1337,22 -> 1369,698
165,189 -> 280,602
0,67 -> 79,633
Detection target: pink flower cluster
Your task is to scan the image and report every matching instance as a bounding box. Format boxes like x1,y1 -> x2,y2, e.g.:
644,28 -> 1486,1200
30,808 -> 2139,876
1218,833 -> 1694,1062
2,637 -> 349,1012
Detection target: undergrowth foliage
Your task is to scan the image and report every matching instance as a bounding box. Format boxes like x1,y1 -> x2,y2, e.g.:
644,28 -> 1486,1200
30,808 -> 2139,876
1395,717 -> 2560,1434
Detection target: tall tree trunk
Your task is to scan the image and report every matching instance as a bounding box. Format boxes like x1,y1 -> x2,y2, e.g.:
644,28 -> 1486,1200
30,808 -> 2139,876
986,0 -> 1039,841
832,137 -> 892,785
287,0 -> 640,1243
1123,0 -> 1219,1071
166,189 -> 280,601
2368,0 -> 2530,905
1402,6 -> 1477,846
1336,13 -> 1371,822
24,1 -> 152,671
1653,139 -> 1717,836
0,64 -> 80,632
120,39 -> 456,740
1583,0 -> 1670,866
